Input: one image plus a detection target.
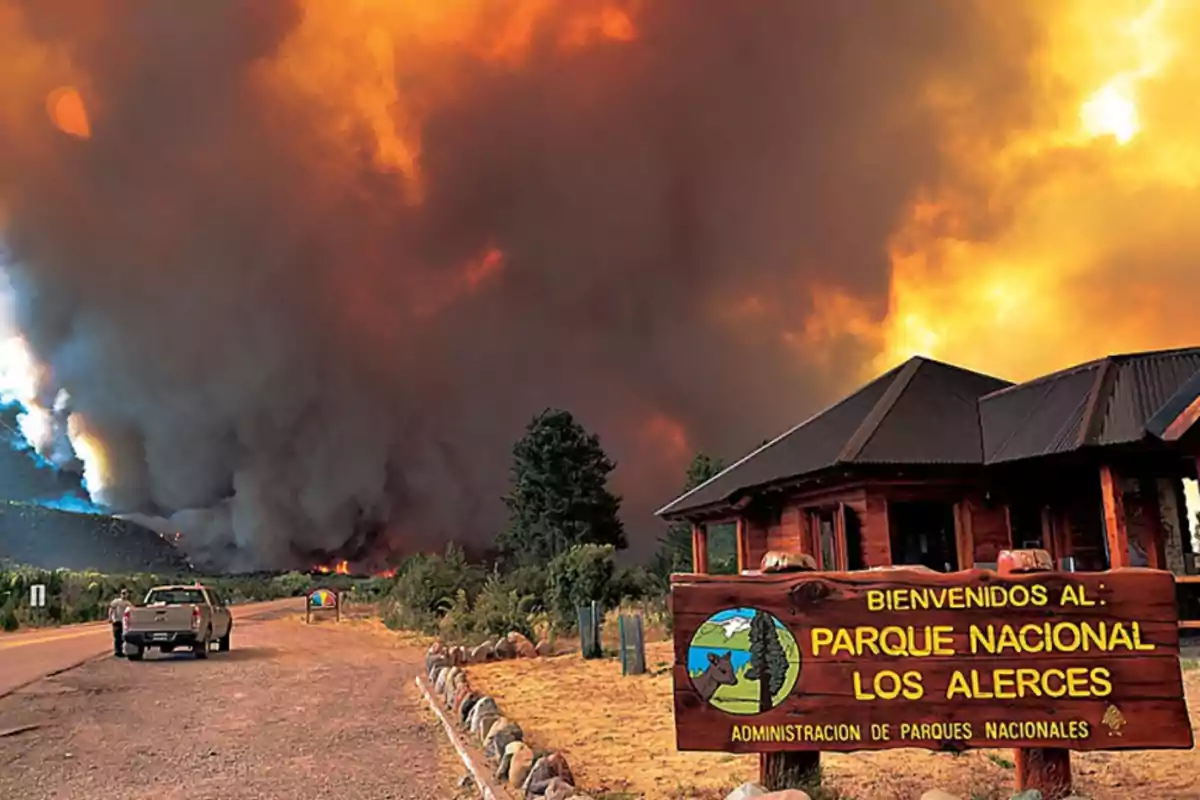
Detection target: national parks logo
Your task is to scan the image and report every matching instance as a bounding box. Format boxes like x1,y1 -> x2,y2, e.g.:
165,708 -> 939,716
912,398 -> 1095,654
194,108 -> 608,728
308,588 -> 338,608
687,607 -> 801,715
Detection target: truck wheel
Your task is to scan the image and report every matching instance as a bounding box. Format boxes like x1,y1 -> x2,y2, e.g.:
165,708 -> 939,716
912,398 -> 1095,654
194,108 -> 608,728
218,629 -> 231,652
193,630 -> 210,659
128,646 -> 145,661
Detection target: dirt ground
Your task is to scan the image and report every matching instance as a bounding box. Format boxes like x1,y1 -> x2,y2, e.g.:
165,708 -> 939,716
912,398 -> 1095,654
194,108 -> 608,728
0,613 -> 464,800
467,639 -> 1200,800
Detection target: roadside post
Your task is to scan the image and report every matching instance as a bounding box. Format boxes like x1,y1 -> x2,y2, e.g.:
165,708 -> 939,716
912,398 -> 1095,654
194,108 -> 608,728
670,558 -> 1191,795
618,612 -> 647,676
998,548 -> 1071,800
29,583 -> 47,626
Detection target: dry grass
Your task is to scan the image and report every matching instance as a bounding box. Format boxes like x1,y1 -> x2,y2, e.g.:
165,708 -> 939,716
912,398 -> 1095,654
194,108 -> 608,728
465,638 -> 1200,800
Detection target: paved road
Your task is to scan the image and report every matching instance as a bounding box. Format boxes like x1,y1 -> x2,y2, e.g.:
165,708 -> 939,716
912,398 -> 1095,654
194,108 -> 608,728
0,598 -> 303,698
0,613 -> 457,799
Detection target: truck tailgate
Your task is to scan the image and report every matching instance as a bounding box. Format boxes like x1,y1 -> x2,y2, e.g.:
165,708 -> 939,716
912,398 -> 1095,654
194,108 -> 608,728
126,606 -> 195,633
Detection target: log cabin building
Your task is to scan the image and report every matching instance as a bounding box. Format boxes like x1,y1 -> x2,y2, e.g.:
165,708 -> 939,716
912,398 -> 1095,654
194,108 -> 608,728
657,347 -> 1200,593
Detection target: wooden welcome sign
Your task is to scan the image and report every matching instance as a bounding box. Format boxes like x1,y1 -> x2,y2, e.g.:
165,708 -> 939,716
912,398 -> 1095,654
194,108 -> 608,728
671,568 -> 1192,753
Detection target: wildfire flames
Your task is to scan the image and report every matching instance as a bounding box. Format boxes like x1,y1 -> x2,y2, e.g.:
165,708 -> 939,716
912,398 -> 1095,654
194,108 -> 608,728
1,0 -> 1199,569
311,560 -> 396,578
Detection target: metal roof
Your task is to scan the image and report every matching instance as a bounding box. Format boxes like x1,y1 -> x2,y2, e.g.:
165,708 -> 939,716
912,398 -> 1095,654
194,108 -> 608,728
656,357 -> 1011,518
980,347 -> 1200,463
657,346 -> 1200,520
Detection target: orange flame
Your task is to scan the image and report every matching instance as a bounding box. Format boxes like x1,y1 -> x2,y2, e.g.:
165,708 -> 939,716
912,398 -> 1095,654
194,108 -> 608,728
374,568 -> 397,578
46,86 -> 91,139
334,560 -> 350,575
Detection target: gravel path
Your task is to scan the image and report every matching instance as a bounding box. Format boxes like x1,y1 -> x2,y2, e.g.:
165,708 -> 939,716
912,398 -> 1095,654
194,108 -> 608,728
0,615 -> 460,800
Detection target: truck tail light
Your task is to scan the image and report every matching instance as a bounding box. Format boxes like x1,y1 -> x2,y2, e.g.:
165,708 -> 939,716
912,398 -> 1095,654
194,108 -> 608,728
191,605 -> 201,630
122,608 -> 130,628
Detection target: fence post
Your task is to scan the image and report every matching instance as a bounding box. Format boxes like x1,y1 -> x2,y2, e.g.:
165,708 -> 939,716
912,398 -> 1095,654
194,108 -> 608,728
632,613 -> 646,675
998,548 -> 1073,800
578,602 -> 603,659
619,614 -> 628,675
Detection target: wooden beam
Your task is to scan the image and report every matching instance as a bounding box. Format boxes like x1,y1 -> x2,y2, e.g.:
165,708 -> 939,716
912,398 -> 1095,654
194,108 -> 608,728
834,503 -> 849,571
1162,394 -> 1200,442
1003,504 -> 1014,549
953,501 -> 974,571
735,517 -> 748,574
1040,507 -> 1055,562
1100,465 -> 1130,569
691,523 -> 710,575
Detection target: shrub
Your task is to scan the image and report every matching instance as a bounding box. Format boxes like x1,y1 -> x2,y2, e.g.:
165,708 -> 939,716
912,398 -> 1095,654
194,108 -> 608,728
546,544 -> 616,631
384,544 -> 485,634
1,608 -> 17,632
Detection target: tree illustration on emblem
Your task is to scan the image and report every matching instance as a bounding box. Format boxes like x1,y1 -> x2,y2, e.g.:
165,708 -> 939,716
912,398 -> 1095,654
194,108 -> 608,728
748,609 -> 788,712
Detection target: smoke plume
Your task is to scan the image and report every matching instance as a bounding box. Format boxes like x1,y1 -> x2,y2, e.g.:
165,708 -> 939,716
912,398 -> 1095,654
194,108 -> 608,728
0,1 -> 1195,570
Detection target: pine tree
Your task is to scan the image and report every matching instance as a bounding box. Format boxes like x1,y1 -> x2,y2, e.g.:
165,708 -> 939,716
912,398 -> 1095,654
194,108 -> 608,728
495,409 -> 625,566
748,609 -> 788,712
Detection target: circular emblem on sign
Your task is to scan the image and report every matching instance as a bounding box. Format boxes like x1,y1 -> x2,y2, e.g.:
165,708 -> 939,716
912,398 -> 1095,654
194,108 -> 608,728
309,588 -> 337,608
687,607 -> 801,716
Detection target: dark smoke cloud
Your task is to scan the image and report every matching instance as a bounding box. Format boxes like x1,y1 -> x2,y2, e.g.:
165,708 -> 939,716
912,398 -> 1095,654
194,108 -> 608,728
0,0 -> 1038,569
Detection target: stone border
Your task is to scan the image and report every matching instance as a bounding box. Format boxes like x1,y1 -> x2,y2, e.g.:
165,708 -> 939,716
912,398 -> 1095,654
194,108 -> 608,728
415,672 -> 511,800
426,635 -> 587,800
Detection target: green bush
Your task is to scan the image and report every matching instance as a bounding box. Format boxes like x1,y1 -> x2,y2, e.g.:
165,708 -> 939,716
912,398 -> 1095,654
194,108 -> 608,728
546,544 -> 616,631
383,544 -> 485,634
1,608 -> 17,632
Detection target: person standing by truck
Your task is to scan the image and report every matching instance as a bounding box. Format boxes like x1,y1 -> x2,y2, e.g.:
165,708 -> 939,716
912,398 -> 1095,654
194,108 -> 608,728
108,589 -> 132,657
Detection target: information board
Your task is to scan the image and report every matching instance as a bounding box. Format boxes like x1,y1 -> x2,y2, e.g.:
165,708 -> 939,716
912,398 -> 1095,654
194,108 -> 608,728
671,568 -> 1191,753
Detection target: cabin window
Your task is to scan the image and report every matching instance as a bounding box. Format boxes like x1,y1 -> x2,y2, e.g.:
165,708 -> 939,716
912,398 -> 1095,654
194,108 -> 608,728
805,505 -> 863,571
888,500 -> 958,573
1009,503 -> 1044,551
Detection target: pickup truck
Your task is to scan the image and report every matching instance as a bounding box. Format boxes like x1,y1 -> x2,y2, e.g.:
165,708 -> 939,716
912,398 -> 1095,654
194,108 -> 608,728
122,584 -> 233,661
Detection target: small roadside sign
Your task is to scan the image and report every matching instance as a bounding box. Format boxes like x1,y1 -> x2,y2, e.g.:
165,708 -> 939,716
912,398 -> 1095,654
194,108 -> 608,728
30,584 -> 46,608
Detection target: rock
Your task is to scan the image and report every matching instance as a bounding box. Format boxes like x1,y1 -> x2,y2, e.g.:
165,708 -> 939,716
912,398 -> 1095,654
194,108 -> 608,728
427,659 -> 448,683
445,671 -> 469,705
542,777 -> 575,800
998,548 -> 1053,574
457,773 -> 474,790
483,717 -> 512,749
470,641 -> 495,663
759,551 -> 816,573
458,694 -> 480,726
505,631 -> 538,658
523,752 -> 574,797
495,747 -> 515,782
920,791 -> 961,800
535,639 -> 553,657
485,721 -> 524,762
467,697 -> 499,735
760,792 -> 812,800
507,742 -> 535,789
452,683 -> 474,712
434,666 -> 456,696
473,712 -> 500,742
1009,792 -> 1042,800
725,783 -> 768,800
494,637 -> 517,659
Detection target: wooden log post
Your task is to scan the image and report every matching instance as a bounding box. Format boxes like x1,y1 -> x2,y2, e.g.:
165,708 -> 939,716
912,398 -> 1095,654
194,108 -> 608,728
1100,465 -> 1130,569
759,549 -> 820,792
691,523 -> 710,574
997,548 -> 1073,800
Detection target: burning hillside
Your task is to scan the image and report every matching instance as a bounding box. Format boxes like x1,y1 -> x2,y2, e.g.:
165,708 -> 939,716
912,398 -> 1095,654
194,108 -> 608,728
0,1 -> 1198,570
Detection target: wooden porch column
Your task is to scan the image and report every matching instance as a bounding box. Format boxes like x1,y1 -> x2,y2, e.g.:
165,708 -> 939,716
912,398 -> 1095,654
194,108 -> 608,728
953,501 -> 974,571
691,523 -> 709,574
735,517 -> 748,573
1100,465 -> 1130,568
